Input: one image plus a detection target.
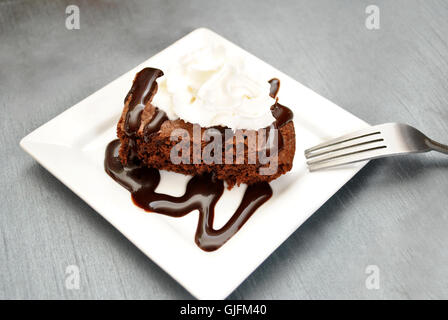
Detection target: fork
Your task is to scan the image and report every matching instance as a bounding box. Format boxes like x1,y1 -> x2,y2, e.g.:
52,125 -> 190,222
305,123 -> 448,171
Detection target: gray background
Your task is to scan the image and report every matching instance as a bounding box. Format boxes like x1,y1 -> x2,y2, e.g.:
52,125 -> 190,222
1,0 -> 447,299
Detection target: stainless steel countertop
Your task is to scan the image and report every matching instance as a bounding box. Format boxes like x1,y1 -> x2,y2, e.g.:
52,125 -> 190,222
1,0 -> 447,299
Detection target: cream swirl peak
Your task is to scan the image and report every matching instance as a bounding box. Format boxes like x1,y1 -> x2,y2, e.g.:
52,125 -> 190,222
151,45 -> 276,130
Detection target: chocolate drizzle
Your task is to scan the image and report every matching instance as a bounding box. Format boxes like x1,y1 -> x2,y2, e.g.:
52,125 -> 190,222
262,78 -> 293,154
268,78 -> 292,129
271,102 -> 294,129
105,139 -> 272,251
143,107 -> 169,142
268,78 -> 280,99
124,68 -> 164,136
122,67 -> 166,161
105,73 -> 292,251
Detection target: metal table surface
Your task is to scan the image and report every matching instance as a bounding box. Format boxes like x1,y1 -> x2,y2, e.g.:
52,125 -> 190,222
1,0 -> 447,299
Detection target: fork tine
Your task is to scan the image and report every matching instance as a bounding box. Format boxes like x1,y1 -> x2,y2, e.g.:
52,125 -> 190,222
305,127 -> 380,155
307,146 -> 388,171
305,135 -> 385,159
307,141 -> 386,165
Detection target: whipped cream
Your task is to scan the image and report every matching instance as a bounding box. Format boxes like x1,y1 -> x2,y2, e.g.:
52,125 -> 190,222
152,45 -> 276,130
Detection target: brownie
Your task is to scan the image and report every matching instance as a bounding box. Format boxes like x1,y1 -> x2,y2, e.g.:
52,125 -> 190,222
117,68 -> 295,188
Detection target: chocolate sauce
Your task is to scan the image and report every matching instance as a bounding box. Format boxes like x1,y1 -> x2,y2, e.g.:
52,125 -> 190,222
268,78 -> 293,128
124,68 -> 164,136
122,68 -> 166,161
143,107 -> 168,142
105,73 -> 291,251
261,103 -> 293,154
271,102 -> 293,128
105,139 -> 272,251
268,78 -> 280,99
262,79 -> 293,154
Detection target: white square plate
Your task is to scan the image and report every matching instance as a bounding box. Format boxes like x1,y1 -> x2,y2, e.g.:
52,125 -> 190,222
20,28 -> 368,299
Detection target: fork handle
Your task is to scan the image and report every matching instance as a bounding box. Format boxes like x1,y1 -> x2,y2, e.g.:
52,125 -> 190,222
426,138 -> 448,155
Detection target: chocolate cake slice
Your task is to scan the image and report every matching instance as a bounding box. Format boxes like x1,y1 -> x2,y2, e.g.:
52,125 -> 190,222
117,67 -> 295,188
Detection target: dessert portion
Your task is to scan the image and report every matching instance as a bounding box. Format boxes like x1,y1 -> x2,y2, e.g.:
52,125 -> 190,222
105,45 -> 295,251
117,46 -> 295,188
